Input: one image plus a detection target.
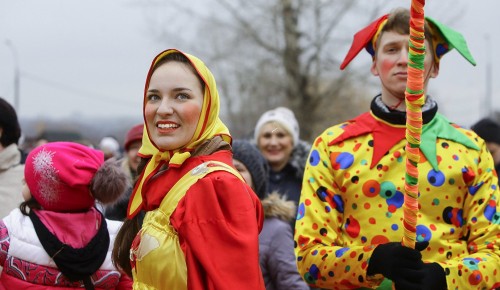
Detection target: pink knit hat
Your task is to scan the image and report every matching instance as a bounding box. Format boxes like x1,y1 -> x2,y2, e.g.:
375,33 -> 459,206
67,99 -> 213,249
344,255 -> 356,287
25,142 -> 128,212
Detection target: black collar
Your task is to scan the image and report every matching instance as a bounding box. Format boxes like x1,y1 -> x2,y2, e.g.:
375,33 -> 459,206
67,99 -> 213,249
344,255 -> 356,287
370,95 -> 438,125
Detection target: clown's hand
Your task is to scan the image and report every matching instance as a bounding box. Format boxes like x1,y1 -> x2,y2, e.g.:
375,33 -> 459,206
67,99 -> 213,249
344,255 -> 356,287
367,242 -> 446,290
416,262 -> 447,290
367,242 -> 425,290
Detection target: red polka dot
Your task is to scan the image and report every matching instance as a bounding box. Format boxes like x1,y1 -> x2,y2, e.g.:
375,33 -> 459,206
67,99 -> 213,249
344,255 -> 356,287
388,205 -> 397,213
369,218 -> 376,224
362,180 -> 380,197
364,203 -> 371,209
469,270 -> 482,285
305,199 -> 311,206
430,224 -> 437,231
371,235 -> 389,245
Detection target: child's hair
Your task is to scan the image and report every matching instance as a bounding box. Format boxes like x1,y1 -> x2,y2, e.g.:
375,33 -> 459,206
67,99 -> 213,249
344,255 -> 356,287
23,142 -> 128,213
20,197 -> 42,215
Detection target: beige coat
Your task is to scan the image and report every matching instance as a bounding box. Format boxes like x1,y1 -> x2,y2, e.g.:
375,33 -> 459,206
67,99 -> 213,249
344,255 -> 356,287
0,144 -> 24,218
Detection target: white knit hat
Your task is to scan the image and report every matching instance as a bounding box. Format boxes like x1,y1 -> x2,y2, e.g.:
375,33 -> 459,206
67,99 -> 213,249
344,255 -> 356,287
254,107 -> 299,146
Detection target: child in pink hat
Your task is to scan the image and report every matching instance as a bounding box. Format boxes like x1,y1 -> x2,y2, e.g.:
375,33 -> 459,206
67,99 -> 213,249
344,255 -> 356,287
0,141 -> 132,289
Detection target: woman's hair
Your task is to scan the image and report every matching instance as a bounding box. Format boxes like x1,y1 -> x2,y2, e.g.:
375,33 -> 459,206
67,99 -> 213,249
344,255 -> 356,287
152,52 -> 205,95
112,53 -> 206,276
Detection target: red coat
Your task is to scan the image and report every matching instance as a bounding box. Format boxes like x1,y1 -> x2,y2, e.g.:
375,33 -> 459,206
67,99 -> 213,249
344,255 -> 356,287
139,150 -> 265,290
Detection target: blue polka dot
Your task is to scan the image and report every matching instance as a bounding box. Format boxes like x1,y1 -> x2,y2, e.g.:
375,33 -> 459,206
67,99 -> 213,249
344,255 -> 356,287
296,203 -> 305,220
335,247 -> 349,257
391,224 -> 399,231
387,191 -> 404,208
309,150 -> 321,166
336,152 -> 354,169
427,169 -> 445,187
416,225 -> 432,242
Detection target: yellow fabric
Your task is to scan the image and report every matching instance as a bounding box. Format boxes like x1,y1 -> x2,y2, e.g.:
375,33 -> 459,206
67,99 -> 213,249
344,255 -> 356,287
128,49 -> 232,217
370,18 -> 388,52
131,161 -> 243,289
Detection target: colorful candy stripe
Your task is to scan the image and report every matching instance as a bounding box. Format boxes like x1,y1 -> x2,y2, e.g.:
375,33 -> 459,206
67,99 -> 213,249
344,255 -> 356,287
403,0 -> 426,249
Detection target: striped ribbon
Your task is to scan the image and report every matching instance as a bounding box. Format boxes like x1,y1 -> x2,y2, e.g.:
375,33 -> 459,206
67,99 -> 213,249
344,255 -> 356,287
402,0 -> 426,249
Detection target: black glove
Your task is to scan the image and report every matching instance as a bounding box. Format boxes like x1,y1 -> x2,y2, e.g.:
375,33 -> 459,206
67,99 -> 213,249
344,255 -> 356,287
368,242 -> 447,290
418,262 -> 447,290
367,242 -> 425,290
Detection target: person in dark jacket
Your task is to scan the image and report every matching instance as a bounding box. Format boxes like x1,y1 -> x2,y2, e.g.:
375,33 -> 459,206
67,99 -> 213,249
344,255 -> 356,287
232,140 -> 309,290
105,123 -> 143,221
253,107 -> 310,208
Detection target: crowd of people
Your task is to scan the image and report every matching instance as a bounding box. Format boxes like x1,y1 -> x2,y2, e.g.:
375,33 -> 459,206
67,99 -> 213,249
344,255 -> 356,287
0,6 -> 499,290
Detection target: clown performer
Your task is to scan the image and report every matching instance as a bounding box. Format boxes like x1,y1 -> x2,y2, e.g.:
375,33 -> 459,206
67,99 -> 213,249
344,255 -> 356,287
294,7 -> 500,290
111,49 -> 265,290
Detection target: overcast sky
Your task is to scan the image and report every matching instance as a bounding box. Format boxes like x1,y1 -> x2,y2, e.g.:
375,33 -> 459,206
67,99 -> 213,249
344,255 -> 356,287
0,0 -> 498,128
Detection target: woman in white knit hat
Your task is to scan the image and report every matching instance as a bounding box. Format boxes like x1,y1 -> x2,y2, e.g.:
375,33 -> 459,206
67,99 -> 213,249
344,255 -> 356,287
254,107 -> 310,222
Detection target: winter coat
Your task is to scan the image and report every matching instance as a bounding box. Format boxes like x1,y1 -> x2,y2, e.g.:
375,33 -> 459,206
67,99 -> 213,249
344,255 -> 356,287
0,208 -> 132,289
260,193 -> 309,290
0,144 -> 24,219
295,96 -> 500,289
131,150 -> 265,290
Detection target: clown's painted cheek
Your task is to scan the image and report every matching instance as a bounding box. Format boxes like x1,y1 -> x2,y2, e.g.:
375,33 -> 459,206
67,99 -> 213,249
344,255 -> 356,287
380,59 -> 395,75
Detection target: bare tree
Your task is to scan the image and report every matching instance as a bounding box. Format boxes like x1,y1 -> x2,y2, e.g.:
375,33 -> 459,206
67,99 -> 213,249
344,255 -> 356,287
195,0 -> 383,140
141,0 -> 465,141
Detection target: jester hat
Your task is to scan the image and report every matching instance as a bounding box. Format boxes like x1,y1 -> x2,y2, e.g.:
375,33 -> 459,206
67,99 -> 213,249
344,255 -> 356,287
127,48 -> 232,218
339,11 -> 476,70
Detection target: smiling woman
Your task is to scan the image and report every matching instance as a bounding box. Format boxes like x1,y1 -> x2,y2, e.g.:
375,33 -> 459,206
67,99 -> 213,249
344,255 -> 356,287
112,49 -> 266,290
144,54 -> 205,151
253,107 -> 310,215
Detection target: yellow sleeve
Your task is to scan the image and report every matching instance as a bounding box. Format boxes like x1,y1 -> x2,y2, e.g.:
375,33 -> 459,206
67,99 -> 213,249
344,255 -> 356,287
294,129 -> 382,289
440,137 -> 500,289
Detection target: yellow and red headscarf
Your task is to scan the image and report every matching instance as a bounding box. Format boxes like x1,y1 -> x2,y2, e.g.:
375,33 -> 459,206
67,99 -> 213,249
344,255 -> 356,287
127,49 -> 231,218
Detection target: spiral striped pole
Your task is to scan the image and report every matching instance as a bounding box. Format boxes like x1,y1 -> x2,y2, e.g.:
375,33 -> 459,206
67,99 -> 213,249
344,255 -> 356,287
402,0 -> 426,249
